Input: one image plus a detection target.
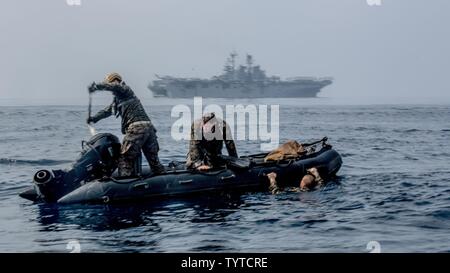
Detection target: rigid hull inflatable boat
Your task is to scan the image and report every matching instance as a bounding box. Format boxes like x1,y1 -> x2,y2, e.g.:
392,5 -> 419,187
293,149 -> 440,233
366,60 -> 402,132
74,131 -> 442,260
19,133 -> 343,204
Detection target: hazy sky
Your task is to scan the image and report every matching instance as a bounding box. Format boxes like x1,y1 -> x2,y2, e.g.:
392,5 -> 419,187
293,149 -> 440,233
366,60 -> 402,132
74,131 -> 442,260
1,0 -> 449,104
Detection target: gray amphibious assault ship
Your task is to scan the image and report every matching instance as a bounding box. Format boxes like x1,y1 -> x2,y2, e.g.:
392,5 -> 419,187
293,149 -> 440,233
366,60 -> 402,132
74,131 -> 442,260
148,52 -> 333,98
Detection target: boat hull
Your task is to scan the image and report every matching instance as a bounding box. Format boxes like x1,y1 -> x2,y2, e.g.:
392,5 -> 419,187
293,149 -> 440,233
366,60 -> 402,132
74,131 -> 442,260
57,147 -> 342,204
149,80 -> 332,98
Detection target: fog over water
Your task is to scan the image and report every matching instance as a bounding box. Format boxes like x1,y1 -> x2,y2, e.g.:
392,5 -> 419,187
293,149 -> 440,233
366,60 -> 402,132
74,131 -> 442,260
1,0 -> 450,105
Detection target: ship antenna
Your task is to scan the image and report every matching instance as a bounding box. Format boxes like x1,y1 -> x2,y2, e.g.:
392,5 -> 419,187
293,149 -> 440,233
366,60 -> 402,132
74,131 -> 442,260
246,54 -> 253,74
246,54 -> 253,68
230,51 -> 237,71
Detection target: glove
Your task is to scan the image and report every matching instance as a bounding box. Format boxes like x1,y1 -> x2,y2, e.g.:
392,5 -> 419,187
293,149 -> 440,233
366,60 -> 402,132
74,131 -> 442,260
88,82 -> 97,93
197,165 -> 211,171
87,117 -> 96,124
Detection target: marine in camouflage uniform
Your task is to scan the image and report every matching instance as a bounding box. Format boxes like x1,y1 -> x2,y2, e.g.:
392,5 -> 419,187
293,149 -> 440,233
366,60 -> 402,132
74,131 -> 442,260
186,113 -> 238,170
87,73 -> 165,177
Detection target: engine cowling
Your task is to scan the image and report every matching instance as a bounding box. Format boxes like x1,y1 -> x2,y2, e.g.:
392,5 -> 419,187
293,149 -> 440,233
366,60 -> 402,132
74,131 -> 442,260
32,133 -> 121,202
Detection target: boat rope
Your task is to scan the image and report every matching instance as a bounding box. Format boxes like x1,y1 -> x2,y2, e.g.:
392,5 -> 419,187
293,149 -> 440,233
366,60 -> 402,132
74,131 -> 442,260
303,137 -> 328,147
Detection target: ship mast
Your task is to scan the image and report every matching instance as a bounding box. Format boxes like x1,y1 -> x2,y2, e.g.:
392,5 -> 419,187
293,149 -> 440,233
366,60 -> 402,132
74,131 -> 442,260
223,51 -> 238,80
230,51 -> 237,71
246,54 -> 253,71
246,54 -> 253,81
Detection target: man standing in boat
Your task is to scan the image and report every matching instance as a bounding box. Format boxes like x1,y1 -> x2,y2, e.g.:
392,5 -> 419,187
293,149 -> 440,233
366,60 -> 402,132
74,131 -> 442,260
87,72 -> 165,177
186,112 -> 238,171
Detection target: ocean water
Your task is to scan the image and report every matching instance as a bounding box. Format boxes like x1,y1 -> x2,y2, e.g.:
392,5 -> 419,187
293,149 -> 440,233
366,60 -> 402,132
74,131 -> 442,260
0,99 -> 449,252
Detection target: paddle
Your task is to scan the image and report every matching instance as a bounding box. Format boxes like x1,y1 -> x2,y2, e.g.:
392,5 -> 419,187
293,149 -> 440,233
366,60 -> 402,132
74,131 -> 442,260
87,92 -> 97,136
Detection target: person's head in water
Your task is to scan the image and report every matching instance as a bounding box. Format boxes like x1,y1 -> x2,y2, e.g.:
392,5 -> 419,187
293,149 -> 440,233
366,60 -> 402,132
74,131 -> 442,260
104,72 -> 123,84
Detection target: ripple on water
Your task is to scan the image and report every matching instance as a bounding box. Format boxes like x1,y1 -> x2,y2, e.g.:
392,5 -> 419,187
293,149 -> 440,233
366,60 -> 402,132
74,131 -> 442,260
0,158 -> 72,166
1,104 -> 450,252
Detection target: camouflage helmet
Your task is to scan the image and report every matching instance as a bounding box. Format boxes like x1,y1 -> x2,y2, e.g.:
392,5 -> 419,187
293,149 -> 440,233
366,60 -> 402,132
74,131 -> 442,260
202,112 -> 220,134
104,72 -> 122,84
202,112 -> 216,123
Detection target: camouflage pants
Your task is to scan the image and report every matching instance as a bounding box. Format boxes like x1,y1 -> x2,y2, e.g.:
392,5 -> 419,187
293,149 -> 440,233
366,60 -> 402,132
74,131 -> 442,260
118,123 -> 165,176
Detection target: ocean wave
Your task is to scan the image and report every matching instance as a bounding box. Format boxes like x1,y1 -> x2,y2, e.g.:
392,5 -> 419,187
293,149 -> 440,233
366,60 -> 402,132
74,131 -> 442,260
0,184 -> 31,199
403,155 -> 419,161
371,146 -> 398,152
430,209 -> 450,220
336,202 -> 365,211
2,104 -> 450,252
0,158 -> 71,166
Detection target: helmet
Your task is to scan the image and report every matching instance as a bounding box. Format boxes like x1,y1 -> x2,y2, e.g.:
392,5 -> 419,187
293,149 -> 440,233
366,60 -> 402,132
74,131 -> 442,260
202,113 -> 220,135
202,112 -> 216,123
104,72 -> 122,84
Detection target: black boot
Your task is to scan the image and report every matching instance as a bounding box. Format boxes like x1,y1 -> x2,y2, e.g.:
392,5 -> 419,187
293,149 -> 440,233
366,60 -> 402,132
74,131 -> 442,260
151,163 -> 166,175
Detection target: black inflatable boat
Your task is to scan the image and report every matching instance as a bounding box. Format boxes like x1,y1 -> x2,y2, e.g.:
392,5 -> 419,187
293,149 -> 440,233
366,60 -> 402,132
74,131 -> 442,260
19,133 -> 343,204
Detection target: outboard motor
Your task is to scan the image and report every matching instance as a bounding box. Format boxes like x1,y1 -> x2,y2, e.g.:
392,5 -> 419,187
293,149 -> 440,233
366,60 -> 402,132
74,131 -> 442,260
21,133 -> 121,202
